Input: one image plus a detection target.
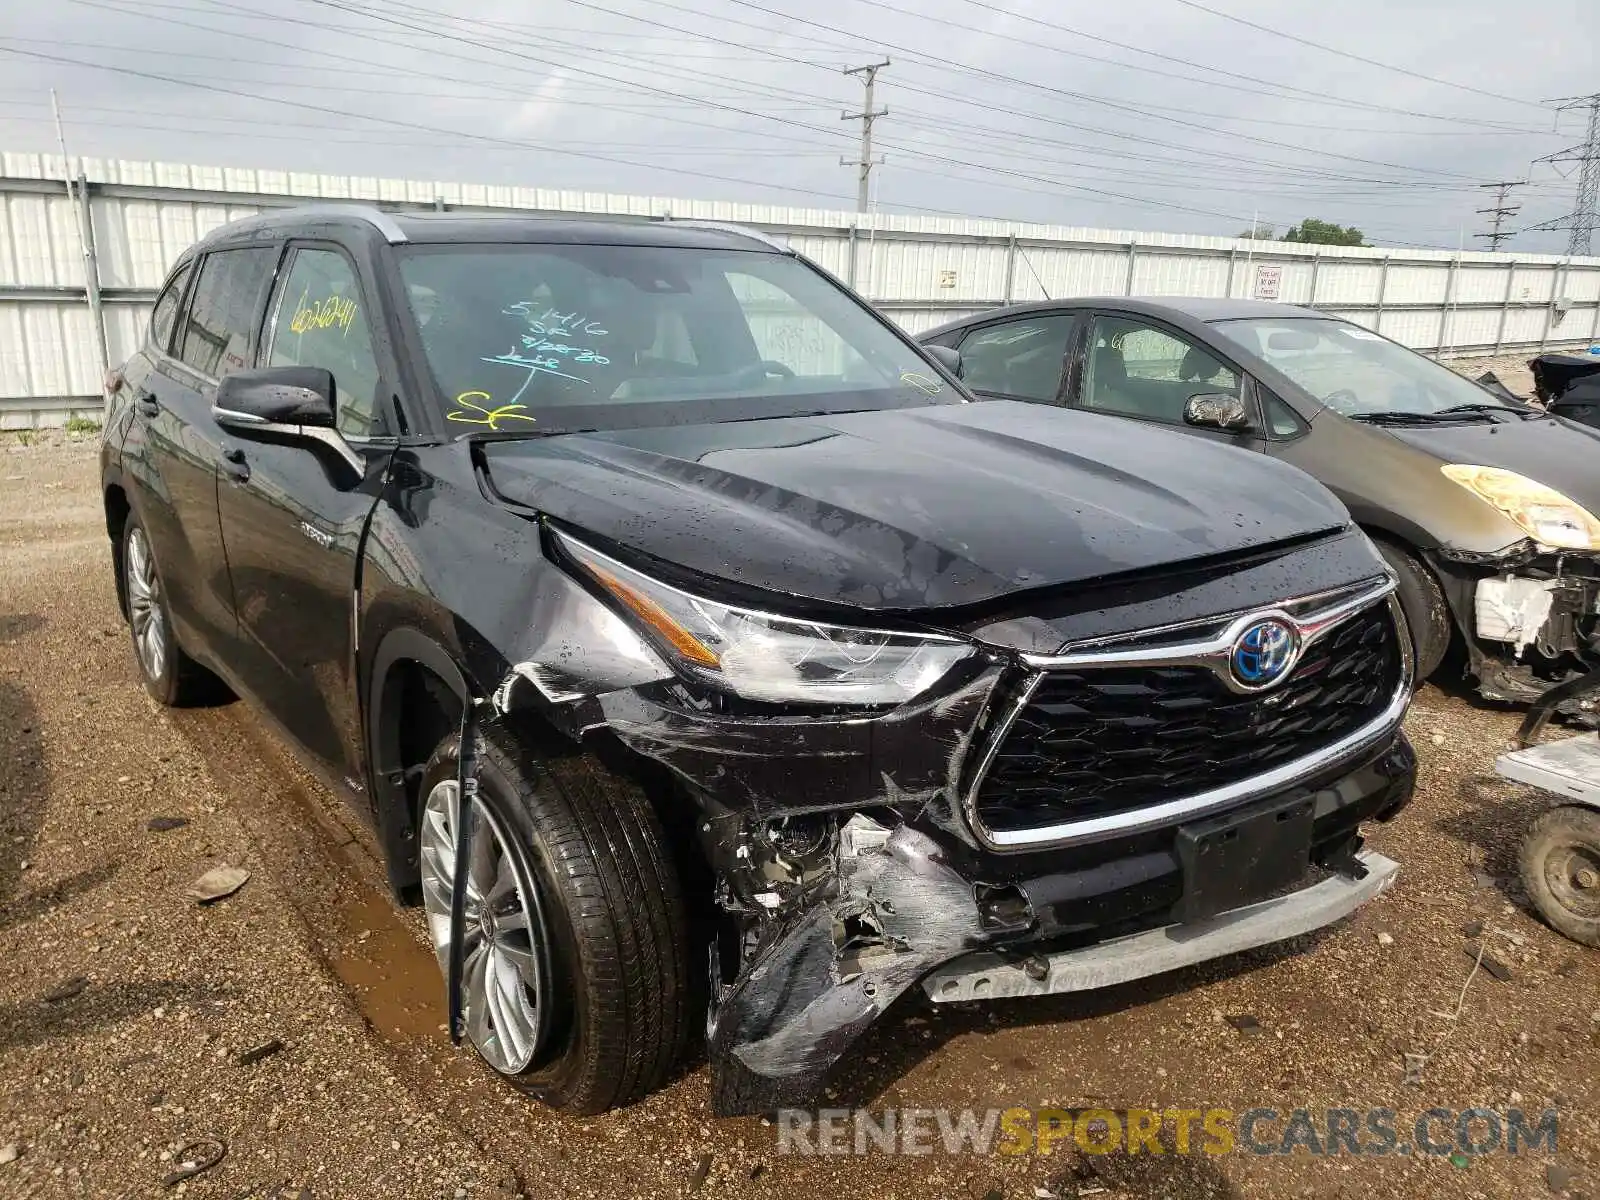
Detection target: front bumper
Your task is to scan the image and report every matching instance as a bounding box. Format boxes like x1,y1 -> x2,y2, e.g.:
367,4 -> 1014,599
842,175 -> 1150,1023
1431,544 -> 1600,710
705,729 -> 1414,1115
923,850 -> 1397,1002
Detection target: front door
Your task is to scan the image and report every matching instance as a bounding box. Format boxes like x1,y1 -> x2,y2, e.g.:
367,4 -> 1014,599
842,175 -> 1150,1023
216,243 -> 393,785
1068,312 -> 1267,453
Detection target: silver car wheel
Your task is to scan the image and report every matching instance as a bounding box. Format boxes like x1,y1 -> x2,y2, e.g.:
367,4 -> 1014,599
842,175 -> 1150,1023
125,526 -> 168,682
419,779 -> 546,1074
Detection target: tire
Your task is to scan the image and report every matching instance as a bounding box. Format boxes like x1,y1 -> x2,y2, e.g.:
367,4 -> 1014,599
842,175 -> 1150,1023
416,728 -> 692,1113
121,515 -> 216,706
1370,535 -> 1451,682
1520,805 -> 1600,948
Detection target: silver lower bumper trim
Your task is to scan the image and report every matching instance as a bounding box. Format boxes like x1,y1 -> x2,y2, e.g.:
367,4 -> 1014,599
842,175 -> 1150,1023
921,850 -> 1399,1003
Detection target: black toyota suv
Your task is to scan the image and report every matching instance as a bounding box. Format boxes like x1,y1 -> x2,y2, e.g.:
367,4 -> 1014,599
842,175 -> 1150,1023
100,208 -> 1416,1116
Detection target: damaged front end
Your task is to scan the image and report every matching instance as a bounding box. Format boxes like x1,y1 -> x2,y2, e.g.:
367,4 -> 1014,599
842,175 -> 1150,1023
1432,542 -> 1600,720
485,524 -> 1416,1115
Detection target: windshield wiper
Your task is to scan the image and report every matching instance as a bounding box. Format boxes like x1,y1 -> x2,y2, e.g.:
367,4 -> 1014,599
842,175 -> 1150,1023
1347,410 -> 1491,425
1434,402 -> 1544,420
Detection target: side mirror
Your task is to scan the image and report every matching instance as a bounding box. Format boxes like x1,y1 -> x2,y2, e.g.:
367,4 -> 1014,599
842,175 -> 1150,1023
214,367 -> 336,431
923,343 -> 963,378
1184,392 -> 1254,432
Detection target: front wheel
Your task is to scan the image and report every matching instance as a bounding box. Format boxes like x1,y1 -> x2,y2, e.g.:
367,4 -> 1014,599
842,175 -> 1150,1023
1520,805 -> 1600,948
416,730 -> 692,1113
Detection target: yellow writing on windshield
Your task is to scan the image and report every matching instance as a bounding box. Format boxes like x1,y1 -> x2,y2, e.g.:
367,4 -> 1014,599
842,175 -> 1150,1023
289,287 -> 357,337
447,390 -> 538,431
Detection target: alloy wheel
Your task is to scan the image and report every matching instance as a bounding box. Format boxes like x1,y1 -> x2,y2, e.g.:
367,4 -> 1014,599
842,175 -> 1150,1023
419,779 -> 549,1074
125,527 -> 168,683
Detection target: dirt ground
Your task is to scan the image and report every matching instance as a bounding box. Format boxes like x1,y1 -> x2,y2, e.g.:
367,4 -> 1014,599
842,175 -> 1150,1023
1,362 -> 1596,1199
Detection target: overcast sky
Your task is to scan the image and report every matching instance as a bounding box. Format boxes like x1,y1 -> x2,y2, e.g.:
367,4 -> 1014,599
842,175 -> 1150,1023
0,0 -> 1593,252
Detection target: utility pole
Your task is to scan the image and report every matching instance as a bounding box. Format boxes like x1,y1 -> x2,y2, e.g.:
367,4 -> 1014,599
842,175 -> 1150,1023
841,60 -> 889,213
51,89 -> 110,393
1528,93 -> 1600,256
1473,181 -> 1522,251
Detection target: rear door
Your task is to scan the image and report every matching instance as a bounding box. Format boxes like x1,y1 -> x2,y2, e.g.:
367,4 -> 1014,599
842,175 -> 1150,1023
947,311 -> 1079,404
125,246 -> 277,666
1064,310 -> 1267,452
215,241 -> 395,785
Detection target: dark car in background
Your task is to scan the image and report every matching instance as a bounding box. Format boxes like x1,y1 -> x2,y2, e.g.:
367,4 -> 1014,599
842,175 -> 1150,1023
101,213 -> 1415,1117
1530,351 -> 1600,429
922,298 -> 1600,715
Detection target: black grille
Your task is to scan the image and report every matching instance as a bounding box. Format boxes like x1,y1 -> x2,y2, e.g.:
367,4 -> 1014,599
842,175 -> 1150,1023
975,602 -> 1403,835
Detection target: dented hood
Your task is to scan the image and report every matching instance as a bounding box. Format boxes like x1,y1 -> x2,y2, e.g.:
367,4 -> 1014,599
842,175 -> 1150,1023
480,400 -> 1349,611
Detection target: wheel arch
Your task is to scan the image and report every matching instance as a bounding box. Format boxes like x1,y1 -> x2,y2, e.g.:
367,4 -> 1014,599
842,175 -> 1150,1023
367,628 -> 470,900
1358,523 -> 1458,679
104,482 -> 132,620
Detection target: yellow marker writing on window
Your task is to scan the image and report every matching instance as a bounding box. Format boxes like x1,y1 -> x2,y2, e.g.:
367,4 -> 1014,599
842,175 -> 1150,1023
289,286 -> 358,337
447,391 -> 538,431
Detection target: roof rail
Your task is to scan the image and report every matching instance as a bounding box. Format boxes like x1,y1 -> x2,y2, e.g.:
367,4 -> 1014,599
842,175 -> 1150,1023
657,218 -> 789,253
226,203 -> 410,244
285,204 -> 410,244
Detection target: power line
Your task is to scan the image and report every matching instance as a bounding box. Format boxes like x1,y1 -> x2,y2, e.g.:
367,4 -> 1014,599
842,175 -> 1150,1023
1526,94 -> 1600,256
175,0 -> 1516,192
843,0 -> 1542,128
840,60 -> 888,212
1161,0 -> 1546,109
712,0 -> 1486,178
13,0 -> 1542,240
0,44 -> 866,205
1473,181 -> 1523,250
306,0 -> 1477,225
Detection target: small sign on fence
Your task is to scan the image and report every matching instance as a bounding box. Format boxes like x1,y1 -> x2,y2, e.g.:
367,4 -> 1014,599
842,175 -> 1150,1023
1254,264 -> 1282,301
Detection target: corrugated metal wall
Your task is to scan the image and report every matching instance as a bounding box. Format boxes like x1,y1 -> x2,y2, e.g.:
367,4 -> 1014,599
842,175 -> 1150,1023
4,150 -> 1600,426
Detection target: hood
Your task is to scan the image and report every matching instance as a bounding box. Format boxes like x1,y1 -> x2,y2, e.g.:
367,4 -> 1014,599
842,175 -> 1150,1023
481,401 -> 1349,611
1380,414 -> 1600,512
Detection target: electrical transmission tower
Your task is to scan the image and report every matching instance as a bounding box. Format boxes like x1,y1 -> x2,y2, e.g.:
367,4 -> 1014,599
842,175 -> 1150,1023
1527,94 -> 1600,256
841,60 -> 889,213
1473,181 -> 1522,250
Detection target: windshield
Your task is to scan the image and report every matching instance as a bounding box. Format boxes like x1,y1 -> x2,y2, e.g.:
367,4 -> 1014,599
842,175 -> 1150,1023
1211,316 -> 1512,418
396,243 -> 955,435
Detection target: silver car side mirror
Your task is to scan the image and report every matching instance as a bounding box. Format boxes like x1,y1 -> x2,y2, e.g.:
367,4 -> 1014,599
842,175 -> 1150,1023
1184,392 -> 1254,432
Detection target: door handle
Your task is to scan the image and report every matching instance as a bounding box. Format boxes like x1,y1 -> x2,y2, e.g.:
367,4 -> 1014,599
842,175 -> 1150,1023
221,446 -> 251,483
134,389 -> 160,418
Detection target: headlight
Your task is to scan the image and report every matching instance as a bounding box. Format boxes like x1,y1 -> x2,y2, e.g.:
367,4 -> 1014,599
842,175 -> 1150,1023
555,533 -> 973,705
1441,465 -> 1600,551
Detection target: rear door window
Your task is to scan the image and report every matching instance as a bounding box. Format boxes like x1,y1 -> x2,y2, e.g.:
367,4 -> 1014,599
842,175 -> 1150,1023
174,247 -> 278,380
147,261 -> 192,355
955,314 -> 1075,401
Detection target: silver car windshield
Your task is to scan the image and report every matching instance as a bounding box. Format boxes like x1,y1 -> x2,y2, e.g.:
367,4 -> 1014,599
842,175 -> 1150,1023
1211,316 -> 1510,417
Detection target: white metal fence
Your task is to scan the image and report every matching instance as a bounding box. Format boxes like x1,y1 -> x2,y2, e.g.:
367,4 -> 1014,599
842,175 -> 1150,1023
4,150 -> 1599,428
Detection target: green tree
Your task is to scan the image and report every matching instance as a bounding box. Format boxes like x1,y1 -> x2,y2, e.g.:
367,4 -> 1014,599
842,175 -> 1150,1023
1236,223 -> 1276,240
1281,218 -> 1366,246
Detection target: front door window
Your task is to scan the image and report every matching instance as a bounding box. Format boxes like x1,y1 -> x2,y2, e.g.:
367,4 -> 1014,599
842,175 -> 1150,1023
956,314 -> 1075,402
266,248 -> 383,438
1081,315 -> 1240,425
